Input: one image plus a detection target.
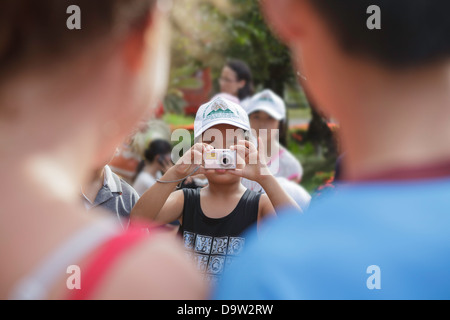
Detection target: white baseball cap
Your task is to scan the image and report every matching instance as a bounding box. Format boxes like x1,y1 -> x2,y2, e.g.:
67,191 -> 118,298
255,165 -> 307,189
246,89 -> 286,121
194,96 -> 251,140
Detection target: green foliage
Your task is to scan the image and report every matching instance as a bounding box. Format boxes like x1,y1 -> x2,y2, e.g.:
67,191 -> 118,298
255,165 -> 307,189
312,171 -> 335,186
169,0 -> 296,98
223,0 -> 295,94
164,64 -> 203,114
163,113 -> 195,127
288,129 -> 337,192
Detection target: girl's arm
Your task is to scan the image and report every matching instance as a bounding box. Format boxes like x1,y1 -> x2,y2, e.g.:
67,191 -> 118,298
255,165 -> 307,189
130,170 -> 185,224
131,143 -> 214,224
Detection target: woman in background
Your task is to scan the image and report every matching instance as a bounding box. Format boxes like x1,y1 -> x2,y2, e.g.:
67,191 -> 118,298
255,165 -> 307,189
219,59 -> 254,108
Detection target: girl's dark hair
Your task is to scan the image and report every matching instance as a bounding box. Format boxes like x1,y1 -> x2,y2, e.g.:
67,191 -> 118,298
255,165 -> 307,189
0,0 -> 156,80
134,139 -> 172,179
144,139 -> 172,163
226,59 -> 254,101
278,118 -> 289,147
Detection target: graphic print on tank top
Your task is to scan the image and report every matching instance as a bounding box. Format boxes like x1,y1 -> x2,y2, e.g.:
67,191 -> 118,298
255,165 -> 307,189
180,188 -> 260,284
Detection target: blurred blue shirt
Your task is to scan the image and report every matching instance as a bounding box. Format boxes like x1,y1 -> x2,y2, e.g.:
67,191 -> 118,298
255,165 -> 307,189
214,178 -> 450,299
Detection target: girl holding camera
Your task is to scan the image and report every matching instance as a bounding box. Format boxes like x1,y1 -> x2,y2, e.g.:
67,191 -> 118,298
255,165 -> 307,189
131,97 -> 300,282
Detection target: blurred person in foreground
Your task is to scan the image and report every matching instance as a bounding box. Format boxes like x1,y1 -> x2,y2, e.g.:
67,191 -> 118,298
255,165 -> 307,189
0,0 -> 206,300
215,0 -> 450,299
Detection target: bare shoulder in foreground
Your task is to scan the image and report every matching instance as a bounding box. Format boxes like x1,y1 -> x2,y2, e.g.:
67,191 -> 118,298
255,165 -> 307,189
90,231 -> 208,300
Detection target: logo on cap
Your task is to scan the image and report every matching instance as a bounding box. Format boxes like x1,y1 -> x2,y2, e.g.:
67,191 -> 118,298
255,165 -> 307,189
258,91 -> 274,104
203,98 -> 238,120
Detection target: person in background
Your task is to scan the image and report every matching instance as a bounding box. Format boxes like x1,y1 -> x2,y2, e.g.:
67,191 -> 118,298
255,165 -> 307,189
1,0 -> 206,300
219,59 -> 254,108
82,163 -> 139,229
242,89 -> 304,192
215,0 -> 450,299
133,139 -> 173,196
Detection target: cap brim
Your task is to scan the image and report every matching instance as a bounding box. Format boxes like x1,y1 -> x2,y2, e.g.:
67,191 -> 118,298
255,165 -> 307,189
194,119 -> 250,140
248,104 -> 285,121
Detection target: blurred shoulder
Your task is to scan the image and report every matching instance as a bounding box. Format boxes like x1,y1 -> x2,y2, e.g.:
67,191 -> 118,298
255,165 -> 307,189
93,231 -> 208,300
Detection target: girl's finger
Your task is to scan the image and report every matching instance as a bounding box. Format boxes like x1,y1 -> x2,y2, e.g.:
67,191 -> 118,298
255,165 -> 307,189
194,166 -> 207,175
230,145 -> 250,166
231,145 -> 250,157
257,136 -> 265,154
238,139 -> 257,153
189,150 -> 204,166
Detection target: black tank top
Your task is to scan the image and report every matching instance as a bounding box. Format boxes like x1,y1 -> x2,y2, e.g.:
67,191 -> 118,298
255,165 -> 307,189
180,188 -> 261,282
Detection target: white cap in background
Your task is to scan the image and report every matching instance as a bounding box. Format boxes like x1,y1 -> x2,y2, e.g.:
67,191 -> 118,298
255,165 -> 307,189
246,89 -> 286,121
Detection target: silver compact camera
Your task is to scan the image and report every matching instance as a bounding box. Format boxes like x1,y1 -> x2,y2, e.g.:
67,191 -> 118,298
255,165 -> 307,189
204,149 -> 237,170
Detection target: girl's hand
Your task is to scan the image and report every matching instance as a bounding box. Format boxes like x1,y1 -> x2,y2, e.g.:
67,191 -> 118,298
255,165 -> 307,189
165,143 -> 214,180
229,137 -> 272,182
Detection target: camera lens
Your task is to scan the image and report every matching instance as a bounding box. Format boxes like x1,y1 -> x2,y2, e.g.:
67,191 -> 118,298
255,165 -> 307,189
220,154 -> 232,168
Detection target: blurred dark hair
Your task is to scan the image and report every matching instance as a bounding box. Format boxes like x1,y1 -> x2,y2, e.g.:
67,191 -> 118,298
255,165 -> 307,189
134,139 -> 172,179
278,118 -> 288,147
144,139 -> 172,163
308,0 -> 450,68
0,0 -> 156,80
226,59 -> 254,100
333,154 -> 345,182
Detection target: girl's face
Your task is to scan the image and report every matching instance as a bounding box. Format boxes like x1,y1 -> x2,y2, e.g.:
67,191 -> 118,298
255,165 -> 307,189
249,111 -> 280,141
201,124 -> 246,184
219,66 -> 245,98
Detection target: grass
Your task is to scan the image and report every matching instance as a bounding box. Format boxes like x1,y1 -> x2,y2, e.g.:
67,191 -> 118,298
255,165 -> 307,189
163,107 -> 312,125
287,107 -> 312,121
163,113 -> 195,126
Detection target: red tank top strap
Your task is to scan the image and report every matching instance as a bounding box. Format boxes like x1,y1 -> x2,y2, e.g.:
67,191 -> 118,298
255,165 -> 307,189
67,223 -> 158,300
